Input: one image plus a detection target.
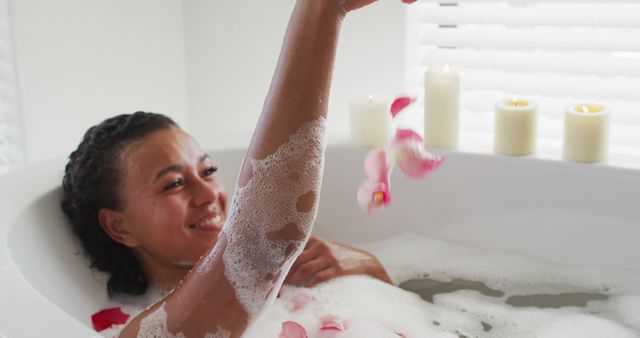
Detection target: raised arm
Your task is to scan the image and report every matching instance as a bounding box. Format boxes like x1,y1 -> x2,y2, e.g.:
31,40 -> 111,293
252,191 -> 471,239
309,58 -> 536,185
119,1 -> 412,337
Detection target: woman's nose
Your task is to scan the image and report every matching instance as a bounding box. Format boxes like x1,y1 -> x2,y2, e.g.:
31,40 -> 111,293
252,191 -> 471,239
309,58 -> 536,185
191,178 -> 219,207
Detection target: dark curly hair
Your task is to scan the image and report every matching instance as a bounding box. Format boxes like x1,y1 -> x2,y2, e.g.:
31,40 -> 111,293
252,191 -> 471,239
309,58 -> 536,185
61,111 -> 177,297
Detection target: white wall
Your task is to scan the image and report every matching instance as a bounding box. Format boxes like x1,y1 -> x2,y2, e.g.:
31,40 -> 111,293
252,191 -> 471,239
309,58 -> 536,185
182,1 -> 408,150
181,0 -> 294,150
10,1 -> 407,162
10,0 -> 189,163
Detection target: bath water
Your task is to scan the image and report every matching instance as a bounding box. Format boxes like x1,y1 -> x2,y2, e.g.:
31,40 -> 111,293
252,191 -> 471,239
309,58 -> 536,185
244,233 -> 640,338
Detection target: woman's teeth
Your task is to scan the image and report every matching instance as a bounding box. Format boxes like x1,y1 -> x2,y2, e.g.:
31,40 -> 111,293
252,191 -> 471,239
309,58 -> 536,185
190,214 -> 223,229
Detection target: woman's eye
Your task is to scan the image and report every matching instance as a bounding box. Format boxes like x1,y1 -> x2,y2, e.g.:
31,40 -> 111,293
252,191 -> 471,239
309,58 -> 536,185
202,166 -> 218,177
164,179 -> 183,191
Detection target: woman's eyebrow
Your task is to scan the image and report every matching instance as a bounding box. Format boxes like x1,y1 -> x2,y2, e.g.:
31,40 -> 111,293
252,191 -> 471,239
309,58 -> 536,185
153,155 -> 210,182
153,164 -> 183,182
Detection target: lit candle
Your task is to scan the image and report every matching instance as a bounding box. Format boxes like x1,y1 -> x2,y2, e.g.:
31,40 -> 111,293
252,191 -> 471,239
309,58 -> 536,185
494,98 -> 537,156
349,95 -> 393,148
424,64 -> 460,149
563,104 -> 610,163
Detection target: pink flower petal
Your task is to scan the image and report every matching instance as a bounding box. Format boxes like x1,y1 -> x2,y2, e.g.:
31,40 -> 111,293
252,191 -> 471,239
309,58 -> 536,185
359,149 -> 394,214
393,128 -> 423,143
91,307 -> 130,332
358,129 -> 444,214
279,321 -> 308,338
357,180 -> 391,214
391,130 -> 444,178
287,292 -> 312,312
363,148 -> 391,183
319,315 -> 346,332
390,97 -> 415,118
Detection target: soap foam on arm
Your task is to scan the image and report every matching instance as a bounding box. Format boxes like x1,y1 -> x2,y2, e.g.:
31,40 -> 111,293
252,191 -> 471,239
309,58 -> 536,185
220,117 -> 327,321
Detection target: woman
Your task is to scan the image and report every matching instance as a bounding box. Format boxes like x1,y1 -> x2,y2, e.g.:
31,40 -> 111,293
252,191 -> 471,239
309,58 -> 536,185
62,112 -> 391,313
63,0 -> 414,337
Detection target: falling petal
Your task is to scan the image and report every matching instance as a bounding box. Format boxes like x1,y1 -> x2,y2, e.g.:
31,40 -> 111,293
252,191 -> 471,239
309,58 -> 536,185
279,321 -> 308,338
359,149 -> 393,214
363,148 -> 391,183
357,180 -> 391,214
390,97 -> 416,118
358,129 -> 444,214
391,129 -> 444,178
393,128 -> 423,143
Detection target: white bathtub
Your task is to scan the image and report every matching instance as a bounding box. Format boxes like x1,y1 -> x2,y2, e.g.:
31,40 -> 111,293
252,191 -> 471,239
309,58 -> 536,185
1,144 -> 639,337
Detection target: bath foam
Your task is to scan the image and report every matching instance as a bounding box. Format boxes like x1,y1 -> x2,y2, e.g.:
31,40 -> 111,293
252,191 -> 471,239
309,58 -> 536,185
241,234 -> 640,337
359,233 -> 640,296
217,117 -> 327,322
136,303 -> 231,338
244,276 -> 444,337
137,303 -> 185,338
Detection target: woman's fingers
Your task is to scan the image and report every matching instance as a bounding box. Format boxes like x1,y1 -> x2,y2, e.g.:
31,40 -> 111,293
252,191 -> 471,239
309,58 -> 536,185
305,267 -> 340,287
286,238 -> 392,287
288,238 -> 322,273
287,256 -> 334,286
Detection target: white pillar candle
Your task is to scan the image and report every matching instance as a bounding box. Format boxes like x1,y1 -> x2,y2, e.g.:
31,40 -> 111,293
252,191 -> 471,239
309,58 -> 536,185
494,98 -> 537,156
349,95 -> 393,148
424,65 -> 460,149
563,104 -> 610,163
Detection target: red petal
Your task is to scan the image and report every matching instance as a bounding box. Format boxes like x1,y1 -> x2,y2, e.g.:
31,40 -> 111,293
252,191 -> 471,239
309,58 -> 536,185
91,307 -> 130,332
390,97 -> 415,118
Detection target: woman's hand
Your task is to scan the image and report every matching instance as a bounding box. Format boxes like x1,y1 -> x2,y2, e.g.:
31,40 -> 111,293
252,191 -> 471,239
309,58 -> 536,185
341,0 -> 417,14
285,236 -> 391,287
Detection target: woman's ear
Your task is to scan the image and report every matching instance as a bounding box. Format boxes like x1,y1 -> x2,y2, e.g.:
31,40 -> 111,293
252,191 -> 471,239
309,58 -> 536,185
98,208 -> 140,248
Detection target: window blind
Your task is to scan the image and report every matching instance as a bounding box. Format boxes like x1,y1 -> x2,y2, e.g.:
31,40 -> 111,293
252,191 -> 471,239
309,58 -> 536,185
0,0 -> 25,175
405,0 -> 640,168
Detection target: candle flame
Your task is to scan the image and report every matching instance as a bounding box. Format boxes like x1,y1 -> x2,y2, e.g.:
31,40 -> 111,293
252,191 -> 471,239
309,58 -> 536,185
581,105 -> 590,113
443,64 -> 450,73
507,97 -> 528,107
368,94 -> 373,103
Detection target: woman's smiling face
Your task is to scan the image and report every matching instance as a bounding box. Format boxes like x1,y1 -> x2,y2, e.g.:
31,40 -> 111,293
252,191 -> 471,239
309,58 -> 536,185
111,126 -> 227,283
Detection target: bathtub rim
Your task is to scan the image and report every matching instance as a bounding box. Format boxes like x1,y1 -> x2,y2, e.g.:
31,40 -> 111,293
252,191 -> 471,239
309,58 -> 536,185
2,144 -> 640,337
